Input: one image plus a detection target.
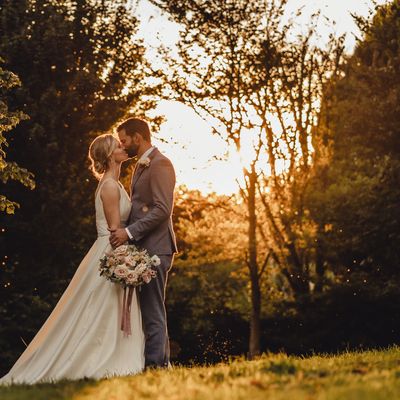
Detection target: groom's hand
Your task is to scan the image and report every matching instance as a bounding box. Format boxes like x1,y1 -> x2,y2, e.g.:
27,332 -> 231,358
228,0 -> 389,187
108,228 -> 129,248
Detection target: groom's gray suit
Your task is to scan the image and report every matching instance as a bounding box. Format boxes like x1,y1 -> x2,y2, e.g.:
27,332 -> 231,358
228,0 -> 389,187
126,147 -> 177,368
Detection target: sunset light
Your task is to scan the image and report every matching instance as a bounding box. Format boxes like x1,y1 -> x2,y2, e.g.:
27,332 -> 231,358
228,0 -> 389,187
1,0 -> 399,394
137,0 -> 388,195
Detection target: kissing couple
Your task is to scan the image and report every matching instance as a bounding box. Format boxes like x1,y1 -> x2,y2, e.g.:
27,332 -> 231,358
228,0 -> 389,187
0,118 -> 178,385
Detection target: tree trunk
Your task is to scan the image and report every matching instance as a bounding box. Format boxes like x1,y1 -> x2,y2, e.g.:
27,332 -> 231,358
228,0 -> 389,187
314,234 -> 324,293
249,268 -> 261,359
247,166 -> 261,359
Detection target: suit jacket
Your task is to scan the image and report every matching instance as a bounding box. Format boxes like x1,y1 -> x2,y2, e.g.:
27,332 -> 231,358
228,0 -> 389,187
126,147 -> 178,256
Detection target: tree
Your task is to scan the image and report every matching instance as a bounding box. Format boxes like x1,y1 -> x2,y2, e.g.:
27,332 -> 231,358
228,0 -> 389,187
0,62 -> 34,214
149,0 -> 343,357
307,0 -> 400,281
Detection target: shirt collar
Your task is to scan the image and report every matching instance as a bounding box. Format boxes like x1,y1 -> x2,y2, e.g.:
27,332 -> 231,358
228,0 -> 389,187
139,146 -> 155,162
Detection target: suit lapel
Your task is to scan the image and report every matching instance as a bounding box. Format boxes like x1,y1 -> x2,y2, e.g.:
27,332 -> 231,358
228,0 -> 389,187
132,163 -> 146,189
131,147 -> 159,193
130,163 -> 139,198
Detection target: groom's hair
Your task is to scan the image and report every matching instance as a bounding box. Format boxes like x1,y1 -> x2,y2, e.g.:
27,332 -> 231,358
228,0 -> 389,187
117,118 -> 151,142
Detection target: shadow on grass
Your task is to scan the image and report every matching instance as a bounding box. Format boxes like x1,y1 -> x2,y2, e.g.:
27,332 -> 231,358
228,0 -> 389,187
0,378 -> 99,400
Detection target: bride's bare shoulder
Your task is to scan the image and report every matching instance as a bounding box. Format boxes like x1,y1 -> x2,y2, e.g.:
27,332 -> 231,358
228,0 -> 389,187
99,179 -> 120,201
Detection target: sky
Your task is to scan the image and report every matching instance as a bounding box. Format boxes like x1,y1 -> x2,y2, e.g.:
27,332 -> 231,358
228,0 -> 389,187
134,0 -> 389,195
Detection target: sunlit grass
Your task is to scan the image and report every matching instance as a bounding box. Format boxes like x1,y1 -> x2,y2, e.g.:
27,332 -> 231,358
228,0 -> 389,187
1,346 -> 400,400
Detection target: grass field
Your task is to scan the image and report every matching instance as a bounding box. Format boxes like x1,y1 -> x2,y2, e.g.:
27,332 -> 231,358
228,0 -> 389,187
1,346 -> 400,400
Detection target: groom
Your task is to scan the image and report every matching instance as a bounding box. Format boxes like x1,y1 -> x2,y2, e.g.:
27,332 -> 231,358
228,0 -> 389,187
109,117 -> 177,369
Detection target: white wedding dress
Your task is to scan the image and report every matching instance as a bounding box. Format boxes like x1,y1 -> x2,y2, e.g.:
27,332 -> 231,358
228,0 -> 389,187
0,179 -> 145,385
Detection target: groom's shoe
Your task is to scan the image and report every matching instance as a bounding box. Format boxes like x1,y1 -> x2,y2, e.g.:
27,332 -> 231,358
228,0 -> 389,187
144,364 -> 158,373
144,362 -> 169,372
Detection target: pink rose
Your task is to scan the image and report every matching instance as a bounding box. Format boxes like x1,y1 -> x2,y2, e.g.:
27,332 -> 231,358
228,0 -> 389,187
124,255 -> 136,267
114,266 -> 129,278
113,245 -> 128,256
127,272 -> 138,285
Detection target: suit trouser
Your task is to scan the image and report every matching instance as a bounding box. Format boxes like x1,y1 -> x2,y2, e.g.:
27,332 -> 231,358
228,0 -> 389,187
138,254 -> 173,368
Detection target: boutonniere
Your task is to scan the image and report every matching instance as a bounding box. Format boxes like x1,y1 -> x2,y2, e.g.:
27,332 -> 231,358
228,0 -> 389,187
137,157 -> 151,168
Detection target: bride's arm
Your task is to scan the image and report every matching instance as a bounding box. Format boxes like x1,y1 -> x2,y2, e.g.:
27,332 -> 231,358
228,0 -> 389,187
100,180 -> 121,231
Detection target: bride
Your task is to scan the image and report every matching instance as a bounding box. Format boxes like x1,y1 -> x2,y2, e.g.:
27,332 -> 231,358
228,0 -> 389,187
0,134 -> 145,385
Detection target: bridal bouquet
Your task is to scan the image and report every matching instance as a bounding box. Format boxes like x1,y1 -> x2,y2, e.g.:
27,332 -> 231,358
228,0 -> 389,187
99,244 -> 160,336
99,244 -> 159,286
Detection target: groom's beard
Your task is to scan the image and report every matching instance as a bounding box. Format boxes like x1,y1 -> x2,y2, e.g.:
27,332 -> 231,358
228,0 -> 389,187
126,144 -> 138,158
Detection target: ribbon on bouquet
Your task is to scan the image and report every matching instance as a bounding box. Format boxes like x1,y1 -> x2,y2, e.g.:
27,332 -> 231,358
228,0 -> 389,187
121,286 -> 134,337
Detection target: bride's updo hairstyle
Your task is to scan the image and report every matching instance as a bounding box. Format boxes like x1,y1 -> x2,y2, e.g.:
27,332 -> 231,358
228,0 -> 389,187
88,133 -> 118,180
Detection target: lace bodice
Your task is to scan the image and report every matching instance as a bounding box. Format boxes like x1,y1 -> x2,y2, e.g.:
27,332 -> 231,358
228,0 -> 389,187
95,179 -> 131,237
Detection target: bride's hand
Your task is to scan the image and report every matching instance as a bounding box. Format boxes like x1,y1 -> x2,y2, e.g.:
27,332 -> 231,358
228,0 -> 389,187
109,227 -> 129,248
